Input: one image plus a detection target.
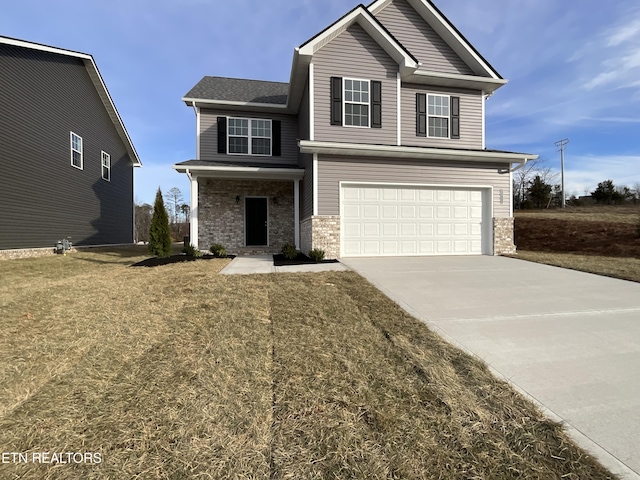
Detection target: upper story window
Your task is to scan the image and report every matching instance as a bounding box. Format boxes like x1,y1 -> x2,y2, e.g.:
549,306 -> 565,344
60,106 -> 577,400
101,151 -> 111,181
416,93 -> 460,140
70,132 -> 83,169
228,117 -> 271,156
344,78 -> 370,127
428,94 -> 450,138
330,77 -> 382,129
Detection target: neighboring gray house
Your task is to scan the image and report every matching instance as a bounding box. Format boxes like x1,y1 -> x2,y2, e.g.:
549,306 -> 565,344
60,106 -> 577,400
174,0 -> 537,258
0,36 -> 141,252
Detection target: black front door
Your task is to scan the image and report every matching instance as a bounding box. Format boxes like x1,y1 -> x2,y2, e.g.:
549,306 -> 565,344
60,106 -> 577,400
245,197 -> 268,246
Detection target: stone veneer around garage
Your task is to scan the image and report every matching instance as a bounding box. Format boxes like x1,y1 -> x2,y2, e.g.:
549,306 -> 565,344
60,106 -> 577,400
493,217 -> 516,255
198,178 -> 295,252
303,215 -> 516,259
300,215 -> 341,260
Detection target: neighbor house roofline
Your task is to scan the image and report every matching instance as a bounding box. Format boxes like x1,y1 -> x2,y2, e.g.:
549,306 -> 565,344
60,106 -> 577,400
0,35 -> 142,167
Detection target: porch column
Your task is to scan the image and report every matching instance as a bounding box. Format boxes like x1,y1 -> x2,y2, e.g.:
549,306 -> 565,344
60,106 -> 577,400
294,179 -> 300,250
190,175 -> 199,249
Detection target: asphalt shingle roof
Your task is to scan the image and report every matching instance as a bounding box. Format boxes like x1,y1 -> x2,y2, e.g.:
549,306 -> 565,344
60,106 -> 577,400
175,160 -> 303,170
184,76 -> 289,105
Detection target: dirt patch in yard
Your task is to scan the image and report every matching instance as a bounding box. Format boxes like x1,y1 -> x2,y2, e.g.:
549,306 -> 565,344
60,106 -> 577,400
515,217 -> 640,258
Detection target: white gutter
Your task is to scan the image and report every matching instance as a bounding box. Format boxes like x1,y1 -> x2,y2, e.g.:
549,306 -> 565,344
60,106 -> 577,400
299,140 -> 538,164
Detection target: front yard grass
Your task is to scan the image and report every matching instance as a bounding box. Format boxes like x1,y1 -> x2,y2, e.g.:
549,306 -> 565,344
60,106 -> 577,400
514,250 -> 640,283
0,248 -> 614,478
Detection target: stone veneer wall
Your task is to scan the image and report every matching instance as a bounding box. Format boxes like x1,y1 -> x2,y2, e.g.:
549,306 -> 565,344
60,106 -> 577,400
198,179 -> 295,252
493,217 -> 516,255
310,215 -> 341,259
0,247 -> 56,260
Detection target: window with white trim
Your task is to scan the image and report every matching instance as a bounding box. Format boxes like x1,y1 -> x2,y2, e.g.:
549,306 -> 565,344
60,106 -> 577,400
344,78 -> 370,127
428,94 -> 450,138
228,117 -> 272,155
70,132 -> 83,169
101,151 -> 111,181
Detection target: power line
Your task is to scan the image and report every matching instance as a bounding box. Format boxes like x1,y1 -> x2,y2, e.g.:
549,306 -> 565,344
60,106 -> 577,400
555,138 -> 569,208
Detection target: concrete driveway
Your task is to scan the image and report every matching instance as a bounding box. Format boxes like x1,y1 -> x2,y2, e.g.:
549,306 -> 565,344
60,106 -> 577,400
341,256 -> 640,479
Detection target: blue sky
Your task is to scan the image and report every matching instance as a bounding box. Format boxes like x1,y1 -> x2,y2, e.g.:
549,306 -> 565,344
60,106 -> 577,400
2,0 -> 639,204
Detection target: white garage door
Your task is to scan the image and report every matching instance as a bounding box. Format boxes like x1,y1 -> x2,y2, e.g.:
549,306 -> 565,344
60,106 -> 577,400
341,184 -> 488,257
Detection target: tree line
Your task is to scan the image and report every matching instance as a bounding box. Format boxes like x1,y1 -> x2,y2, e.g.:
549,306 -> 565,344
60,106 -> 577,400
135,187 -> 189,243
513,159 -> 640,209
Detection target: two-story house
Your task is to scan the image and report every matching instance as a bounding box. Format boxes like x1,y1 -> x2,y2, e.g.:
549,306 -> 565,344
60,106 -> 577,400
173,0 -> 537,259
0,36 -> 141,255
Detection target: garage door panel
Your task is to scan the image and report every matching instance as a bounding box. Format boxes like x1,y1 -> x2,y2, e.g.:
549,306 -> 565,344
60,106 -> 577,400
436,206 -> 451,219
363,205 -> 379,218
401,206 -> 416,218
344,223 -> 361,237
401,223 -> 416,236
382,223 -> 398,236
419,206 -> 434,218
344,205 -> 360,218
342,185 -> 488,257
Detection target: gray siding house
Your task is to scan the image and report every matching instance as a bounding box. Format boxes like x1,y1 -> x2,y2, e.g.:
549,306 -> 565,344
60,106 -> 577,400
174,0 -> 537,259
0,36 -> 141,252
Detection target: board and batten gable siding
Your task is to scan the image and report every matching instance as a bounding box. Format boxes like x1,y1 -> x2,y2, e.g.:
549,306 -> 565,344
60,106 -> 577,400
199,108 -> 298,165
0,44 -> 134,250
402,84 -> 483,149
313,23 -> 398,145
374,0 -> 475,76
316,156 -> 511,218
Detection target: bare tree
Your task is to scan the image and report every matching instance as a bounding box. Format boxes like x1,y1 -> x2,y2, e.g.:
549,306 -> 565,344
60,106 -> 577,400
134,203 -> 153,243
512,158 -> 560,209
164,187 -> 184,225
180,203 -> 190,223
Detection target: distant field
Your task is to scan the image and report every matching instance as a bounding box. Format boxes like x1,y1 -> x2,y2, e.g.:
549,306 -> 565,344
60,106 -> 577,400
514,204 -> 640,282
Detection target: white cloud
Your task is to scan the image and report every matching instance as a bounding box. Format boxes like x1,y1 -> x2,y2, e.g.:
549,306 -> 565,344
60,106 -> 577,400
565,154 -> 640,195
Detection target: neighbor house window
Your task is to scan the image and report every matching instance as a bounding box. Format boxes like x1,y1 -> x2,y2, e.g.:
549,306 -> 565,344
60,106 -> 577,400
428,94 -> 450,138
71,132 -> 83,169
344,78 -> 370,127
228,117 -> 271,155
101,151 -> 111,181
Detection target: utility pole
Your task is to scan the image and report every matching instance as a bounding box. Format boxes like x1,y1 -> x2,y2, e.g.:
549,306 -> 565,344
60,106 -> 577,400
555,138 -> 569,208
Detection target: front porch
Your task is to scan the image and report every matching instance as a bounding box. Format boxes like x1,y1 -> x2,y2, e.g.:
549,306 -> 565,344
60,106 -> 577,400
198,178 -> 296,253
174,161 -> 304,254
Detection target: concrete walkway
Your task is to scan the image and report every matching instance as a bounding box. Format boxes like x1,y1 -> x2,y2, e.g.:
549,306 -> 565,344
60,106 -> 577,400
341,255 -> 640,479
219,254 -> 348,275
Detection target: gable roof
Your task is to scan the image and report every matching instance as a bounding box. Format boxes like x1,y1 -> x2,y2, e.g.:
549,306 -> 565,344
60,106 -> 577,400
184,0 -> 507,113
183,77 -> 289,109
0,35 -> 141,167
368,0 -> 502,79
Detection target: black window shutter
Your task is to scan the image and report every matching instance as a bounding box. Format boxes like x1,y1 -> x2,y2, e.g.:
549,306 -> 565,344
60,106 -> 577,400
330,77 -> 342,126
217,117 -> 227,153
450,96 -> 460,139
272,120 -> 281,156
371,81 -> 382,128
416,93 -> 426,137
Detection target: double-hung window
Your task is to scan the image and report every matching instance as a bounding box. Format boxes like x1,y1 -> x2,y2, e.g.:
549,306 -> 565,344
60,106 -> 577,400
101,151 -> 111,181
228,117 -> 271,156
428,94 -> 450,138
344,78 -> 370,127
70,132 -> 83,169
416,93 -> 460,139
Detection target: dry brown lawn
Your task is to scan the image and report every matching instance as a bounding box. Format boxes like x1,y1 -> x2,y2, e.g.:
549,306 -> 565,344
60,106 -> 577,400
0,247 -> 614,478
514,205 -> 640,282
